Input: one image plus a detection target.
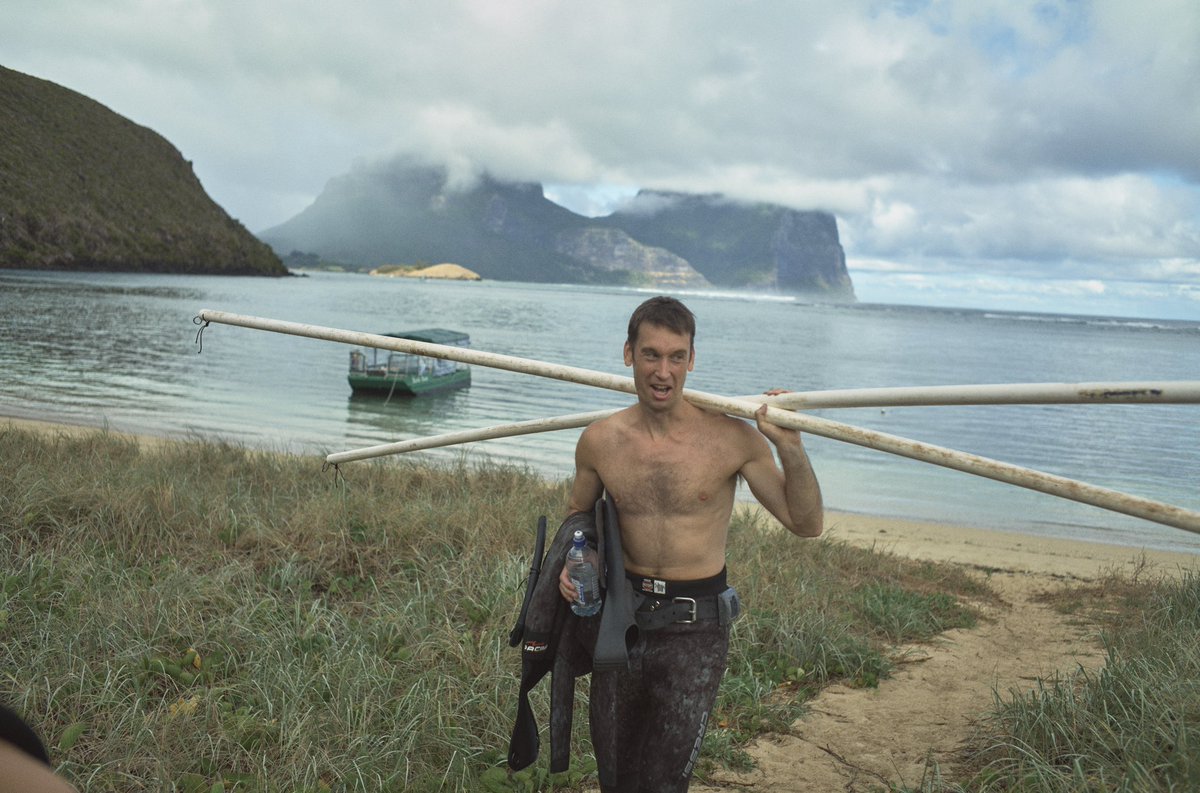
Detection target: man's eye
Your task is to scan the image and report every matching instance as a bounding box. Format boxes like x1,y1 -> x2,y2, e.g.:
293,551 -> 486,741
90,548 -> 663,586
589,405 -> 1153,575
670,354 -> 686,364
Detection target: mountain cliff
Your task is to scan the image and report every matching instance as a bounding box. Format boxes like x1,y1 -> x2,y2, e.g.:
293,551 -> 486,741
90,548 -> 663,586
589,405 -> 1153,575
601,192 -> 852,294
263,160 -> 855,298
0,66 -> 285,275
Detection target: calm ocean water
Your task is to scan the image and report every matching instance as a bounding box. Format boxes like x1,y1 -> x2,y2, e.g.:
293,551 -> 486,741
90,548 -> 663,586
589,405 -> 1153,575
2,268 -> 1198,555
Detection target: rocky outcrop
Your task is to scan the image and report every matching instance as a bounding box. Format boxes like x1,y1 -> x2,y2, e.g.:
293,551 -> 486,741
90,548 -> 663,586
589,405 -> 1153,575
772,210 -> 851,294
553,227 -> 710,288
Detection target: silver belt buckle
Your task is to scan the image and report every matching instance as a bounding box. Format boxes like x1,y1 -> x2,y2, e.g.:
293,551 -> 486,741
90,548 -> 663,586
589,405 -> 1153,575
673,596 -> 697,623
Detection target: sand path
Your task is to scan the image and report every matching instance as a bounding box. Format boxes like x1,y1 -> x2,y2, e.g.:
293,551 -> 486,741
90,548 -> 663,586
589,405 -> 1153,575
693,512 -> 1199,792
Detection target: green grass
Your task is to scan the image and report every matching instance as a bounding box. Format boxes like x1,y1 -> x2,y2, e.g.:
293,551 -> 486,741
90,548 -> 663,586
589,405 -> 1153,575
1,426 -> 989,791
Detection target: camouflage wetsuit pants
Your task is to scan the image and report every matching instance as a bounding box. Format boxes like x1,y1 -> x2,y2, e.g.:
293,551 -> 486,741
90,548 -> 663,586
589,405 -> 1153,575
589,618 -> 730,792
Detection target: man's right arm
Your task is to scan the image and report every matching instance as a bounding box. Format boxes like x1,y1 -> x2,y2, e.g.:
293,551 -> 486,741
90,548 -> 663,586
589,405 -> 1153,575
566,424 -> 605,515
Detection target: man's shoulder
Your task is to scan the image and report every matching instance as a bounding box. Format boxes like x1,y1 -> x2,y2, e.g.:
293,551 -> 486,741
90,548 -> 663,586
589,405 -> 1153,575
695,407 -> 770,457
696,405 -> 756,433
579,406 -> 636,445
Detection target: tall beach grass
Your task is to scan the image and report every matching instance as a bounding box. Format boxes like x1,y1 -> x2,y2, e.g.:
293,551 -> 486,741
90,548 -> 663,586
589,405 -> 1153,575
2,426 -> 988,791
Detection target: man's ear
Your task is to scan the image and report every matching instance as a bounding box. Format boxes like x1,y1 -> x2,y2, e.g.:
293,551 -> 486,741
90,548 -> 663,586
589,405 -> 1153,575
623,341 -> 633,367
688,347 -> 696,372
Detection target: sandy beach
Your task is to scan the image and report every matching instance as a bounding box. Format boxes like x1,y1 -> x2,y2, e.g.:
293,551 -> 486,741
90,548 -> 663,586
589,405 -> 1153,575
2,415 -> 183,449
819,509 -> 1198,578
7,414 -> 1199,791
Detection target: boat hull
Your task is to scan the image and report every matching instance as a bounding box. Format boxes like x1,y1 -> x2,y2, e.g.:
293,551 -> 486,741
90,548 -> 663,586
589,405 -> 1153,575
347,369 -> 471,396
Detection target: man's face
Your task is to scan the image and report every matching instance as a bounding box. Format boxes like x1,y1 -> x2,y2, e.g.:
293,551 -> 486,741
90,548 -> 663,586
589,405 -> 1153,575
624,322 -> 695,410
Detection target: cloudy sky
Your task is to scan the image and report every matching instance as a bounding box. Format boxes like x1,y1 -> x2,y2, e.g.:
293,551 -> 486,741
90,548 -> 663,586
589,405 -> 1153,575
4,1 -> 1198,319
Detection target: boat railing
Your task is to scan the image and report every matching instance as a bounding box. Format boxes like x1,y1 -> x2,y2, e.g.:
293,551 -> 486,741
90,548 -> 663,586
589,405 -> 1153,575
349,336 -> 472,380
431,357 -> 458,376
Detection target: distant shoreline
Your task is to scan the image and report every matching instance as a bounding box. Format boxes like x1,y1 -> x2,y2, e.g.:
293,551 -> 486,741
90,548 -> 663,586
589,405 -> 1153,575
7,413 -> 1196,577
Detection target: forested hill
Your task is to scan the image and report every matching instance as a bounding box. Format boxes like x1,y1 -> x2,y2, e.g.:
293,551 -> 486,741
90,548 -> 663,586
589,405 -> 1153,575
0,66 -> 285,276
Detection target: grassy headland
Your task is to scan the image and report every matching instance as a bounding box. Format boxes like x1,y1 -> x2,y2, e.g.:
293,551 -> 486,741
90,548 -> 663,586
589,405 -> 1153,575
0,65 -> 284,275
7,424 -> 1182,792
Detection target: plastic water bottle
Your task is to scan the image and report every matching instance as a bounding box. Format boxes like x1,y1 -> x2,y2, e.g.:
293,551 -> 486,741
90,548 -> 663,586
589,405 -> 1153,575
566,530 -> 602,616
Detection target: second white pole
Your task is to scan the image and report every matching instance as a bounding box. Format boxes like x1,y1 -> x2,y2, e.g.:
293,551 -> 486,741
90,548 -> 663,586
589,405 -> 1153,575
198,310 -> 1200,534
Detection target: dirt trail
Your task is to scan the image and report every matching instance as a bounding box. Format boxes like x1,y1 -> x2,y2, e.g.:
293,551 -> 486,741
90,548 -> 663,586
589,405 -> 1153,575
698,570 -> 1106,791
692,511 -> 1199,792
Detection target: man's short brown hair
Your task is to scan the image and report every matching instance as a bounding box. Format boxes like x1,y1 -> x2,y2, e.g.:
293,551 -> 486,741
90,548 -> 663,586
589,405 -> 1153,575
627,296 -> 696,349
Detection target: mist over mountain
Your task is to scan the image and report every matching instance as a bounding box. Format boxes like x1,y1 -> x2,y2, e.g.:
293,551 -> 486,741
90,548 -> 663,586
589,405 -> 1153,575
0,66 -> 285,276
262,159 -> 855,298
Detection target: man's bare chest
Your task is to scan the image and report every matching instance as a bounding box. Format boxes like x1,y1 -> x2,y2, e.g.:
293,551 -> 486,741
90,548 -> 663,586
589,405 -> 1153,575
598,436 -> 740,517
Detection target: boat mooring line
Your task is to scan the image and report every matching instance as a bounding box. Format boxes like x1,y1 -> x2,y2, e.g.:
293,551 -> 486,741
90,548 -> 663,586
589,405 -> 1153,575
196,309 -> 1200,535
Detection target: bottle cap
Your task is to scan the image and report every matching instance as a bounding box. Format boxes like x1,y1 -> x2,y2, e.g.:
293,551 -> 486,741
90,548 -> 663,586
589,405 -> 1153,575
572,529 -> 585,545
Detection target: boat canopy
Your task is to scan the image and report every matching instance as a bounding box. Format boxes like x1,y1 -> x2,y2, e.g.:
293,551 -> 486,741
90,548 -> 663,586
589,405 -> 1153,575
383,329 -> 470,346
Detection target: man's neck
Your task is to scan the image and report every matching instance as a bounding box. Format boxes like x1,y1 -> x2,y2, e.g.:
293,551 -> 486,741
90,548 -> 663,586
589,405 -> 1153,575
634,399 -> 693,439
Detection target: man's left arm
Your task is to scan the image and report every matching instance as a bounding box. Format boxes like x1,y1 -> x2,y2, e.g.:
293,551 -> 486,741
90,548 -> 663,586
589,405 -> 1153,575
741,405 -> 824,537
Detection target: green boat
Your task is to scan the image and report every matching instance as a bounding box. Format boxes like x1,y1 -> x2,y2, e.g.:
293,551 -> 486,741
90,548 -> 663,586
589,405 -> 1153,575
347,329 -> 472,396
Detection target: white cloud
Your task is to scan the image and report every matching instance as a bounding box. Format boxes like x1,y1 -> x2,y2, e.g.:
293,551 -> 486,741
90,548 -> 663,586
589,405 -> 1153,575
841,173 -> 1200,280
868,198 -> 920,242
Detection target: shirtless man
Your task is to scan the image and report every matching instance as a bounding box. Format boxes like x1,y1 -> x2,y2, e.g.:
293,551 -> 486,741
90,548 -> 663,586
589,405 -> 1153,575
558,296 -> 823,792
